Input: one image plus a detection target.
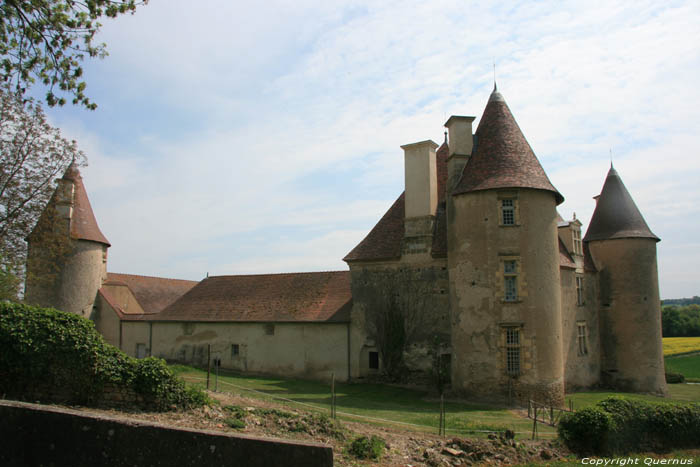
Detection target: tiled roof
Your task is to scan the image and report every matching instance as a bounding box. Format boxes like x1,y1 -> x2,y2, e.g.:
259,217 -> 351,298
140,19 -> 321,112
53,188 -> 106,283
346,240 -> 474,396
62,163 -> 111,246
558,238 -> 576,269
453,90 -> 564,205
583,166 -> 659,242
106,273 -> 198,315
344,141 -> 450,262
149,271 -> 351,323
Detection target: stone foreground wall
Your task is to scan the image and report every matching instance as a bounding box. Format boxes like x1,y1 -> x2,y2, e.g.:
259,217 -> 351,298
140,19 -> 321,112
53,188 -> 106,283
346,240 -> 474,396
0,400 -> 333,467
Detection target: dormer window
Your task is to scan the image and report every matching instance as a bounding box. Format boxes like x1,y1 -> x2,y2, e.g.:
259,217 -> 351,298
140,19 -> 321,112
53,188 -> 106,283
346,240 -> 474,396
572,228 -> 583,255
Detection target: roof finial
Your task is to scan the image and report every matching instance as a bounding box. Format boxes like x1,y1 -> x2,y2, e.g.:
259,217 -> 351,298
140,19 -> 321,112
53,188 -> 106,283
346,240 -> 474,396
493,60 -> 497,92
610,148 -> 613,168
444,130 -> 448,144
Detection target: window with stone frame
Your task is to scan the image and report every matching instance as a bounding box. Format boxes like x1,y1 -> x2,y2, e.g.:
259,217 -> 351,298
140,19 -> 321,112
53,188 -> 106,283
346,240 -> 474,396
572,228 -> 583,255
501,198 -> 515,225
504,260 -> 518,302
577,322 -> 588,356
503,327 -> 521,376
576,275 -> 584,306
231,344 -> 240,357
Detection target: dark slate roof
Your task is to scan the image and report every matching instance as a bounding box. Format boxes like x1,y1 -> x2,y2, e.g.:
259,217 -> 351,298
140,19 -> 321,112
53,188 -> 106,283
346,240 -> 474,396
149,271 -> 351,323
62,163 -> 111,246
106,273 -> 198,315
452,89 -> 564,205
583,166 -> 659,242
344,141 -> 449,262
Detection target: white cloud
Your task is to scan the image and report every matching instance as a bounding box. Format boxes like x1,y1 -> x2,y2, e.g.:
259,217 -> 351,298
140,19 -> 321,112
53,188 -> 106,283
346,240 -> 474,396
44,0 -> 700,297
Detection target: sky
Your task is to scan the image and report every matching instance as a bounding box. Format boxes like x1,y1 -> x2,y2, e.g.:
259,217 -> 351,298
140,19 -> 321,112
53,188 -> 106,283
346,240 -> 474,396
43,0 -> 700,299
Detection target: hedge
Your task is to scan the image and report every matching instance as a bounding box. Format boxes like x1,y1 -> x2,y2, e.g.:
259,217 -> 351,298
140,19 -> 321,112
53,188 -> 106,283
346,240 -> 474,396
0,302 -> 207,411
558,396 -> 700,455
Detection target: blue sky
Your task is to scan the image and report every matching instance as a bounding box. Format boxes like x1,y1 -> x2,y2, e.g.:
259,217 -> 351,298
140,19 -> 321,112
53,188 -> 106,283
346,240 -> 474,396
45,0 -> 700,298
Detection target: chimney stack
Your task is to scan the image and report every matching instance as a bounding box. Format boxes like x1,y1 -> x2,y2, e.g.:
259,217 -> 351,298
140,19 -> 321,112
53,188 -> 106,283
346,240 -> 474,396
444,116 -> 475,193
401,140 -> 438,255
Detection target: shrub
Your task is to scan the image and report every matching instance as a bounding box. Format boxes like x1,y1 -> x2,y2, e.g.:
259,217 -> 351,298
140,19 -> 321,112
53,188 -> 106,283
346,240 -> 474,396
558,396 -> 700,455
348,435 -> 385,460
0,302 -> 207,411
665,372 -> 685,384
225,417 -> 246,429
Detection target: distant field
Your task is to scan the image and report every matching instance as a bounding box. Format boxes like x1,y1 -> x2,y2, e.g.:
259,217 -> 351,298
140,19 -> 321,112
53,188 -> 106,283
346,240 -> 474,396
663,337 -> 700,356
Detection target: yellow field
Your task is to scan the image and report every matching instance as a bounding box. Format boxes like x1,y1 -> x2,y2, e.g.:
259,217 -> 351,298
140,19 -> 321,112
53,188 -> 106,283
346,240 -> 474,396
663,337 -> 700,356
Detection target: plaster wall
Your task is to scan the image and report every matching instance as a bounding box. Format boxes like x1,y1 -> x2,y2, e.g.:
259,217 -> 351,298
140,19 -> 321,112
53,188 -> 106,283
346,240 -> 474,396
56,240 -> 107,318
150,322 -> 350,382
347,256 -> 450,380
121,321 -> 151,358
448,189 -> 564,405
588,238 -> 667,395
559,268 -> 601,390
92,293 -> 121,348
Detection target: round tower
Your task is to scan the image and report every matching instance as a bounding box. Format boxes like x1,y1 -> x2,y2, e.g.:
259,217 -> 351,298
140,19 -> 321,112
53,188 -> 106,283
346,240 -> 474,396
584,166 -> 666,395
25,163 -> 110,318
446,88 -> 565,405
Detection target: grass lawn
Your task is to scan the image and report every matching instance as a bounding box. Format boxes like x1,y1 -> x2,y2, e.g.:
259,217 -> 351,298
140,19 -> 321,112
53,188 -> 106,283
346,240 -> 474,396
566,383 -> 700,409
663,336 -> 700,356
171,365 -> 557,438
665,354 -> 700,381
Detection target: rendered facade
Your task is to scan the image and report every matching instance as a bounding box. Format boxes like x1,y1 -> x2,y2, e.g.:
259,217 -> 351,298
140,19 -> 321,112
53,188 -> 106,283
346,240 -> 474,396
24,87 -> 667,405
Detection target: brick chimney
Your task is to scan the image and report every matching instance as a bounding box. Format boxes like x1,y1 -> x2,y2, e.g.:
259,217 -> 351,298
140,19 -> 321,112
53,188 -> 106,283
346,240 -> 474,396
401,140 -> 438,255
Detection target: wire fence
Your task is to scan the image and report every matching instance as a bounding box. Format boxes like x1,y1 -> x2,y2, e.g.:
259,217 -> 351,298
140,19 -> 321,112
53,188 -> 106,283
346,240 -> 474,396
181,374 -> 558,438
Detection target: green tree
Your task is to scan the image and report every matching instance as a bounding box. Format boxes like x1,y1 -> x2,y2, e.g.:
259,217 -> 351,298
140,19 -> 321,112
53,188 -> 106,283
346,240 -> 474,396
1,0 -> 147,109
0,86 -> 83,294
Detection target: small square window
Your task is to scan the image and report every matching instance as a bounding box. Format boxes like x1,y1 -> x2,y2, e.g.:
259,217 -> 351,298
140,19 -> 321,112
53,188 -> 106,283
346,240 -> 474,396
231,344 -> 240,357
369,351 -> 379,370
264,324 -> 275,335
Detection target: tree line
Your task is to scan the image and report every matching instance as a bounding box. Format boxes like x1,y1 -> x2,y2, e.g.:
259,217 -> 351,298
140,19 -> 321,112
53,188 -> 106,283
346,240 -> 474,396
662,304 -> 700,337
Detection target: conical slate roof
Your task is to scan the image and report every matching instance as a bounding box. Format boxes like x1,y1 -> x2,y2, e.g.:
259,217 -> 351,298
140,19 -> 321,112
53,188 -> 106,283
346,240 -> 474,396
583,166 -> 658,242
453,88 -> 564,205
61,163 -> 110,246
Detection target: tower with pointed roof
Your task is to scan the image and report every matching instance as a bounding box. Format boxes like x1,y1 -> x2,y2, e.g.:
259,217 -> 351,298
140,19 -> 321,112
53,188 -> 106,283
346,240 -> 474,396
583,166 -> 667,395
445,87 -> 565,405
25,163 -> 111,318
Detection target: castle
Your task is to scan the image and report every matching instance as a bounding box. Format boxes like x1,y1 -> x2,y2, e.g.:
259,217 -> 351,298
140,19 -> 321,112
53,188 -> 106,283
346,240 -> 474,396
24,86 -> 667,405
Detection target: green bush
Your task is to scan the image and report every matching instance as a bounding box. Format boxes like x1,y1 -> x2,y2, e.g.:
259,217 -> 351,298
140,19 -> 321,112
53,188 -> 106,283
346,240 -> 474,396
665,372 -> 686,384
348,435 -> 385,460
0,302 -> 207,411
225,417 -> 246,429
558,396 -> 700,455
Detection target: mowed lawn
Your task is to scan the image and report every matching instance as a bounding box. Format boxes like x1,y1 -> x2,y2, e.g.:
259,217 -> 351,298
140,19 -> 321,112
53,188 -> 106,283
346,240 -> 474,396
664,337 -> 700,381
172,365 -> 556,438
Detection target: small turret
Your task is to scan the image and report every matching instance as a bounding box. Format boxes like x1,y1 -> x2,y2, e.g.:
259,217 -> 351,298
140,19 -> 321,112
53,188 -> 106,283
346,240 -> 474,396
584,166 -> 666,395
25,163 -> 110,318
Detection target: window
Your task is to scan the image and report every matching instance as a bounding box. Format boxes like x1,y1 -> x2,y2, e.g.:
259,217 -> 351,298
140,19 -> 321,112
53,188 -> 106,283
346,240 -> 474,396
577,322 -> 588,356
576,275 -> 584,306
504,260 -> 518,302
136,343 -> 147,359
264,324 -> 275,335
504,327 -> 520,376
572,229 -> 583,255
231,344 -> 240,357
501,199 -> 515,225
369,351 -> 379,370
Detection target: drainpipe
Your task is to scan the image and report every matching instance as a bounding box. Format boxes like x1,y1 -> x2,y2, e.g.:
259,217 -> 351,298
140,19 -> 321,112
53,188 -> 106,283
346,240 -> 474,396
347,322 -> 351,382
149,322 -> 153,357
